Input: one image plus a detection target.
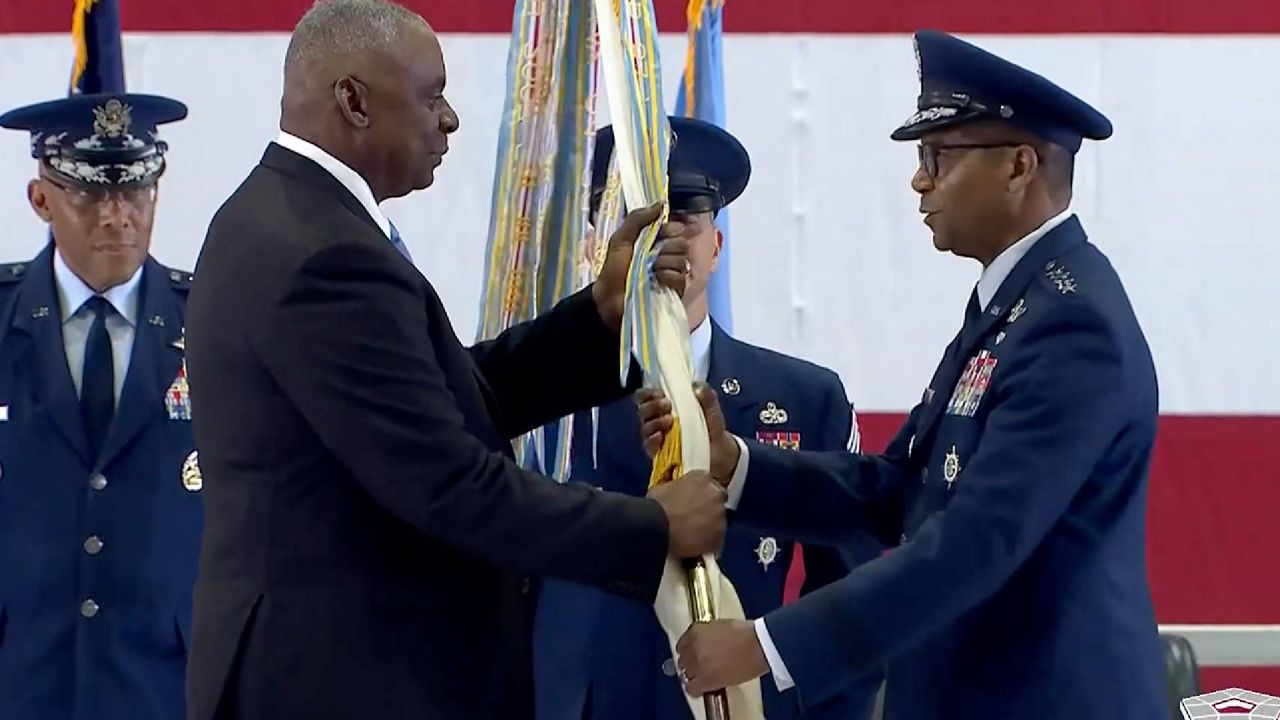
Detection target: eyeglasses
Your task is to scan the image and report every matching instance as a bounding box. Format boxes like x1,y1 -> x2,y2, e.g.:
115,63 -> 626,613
42,174 -> 157,209
916,143 -> 1029,179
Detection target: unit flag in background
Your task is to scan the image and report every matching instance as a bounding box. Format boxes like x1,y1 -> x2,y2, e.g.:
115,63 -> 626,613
69,0 -> 125,95
593,0 -> 763,717
475,0 -> 602,480
674,0 -> 732,332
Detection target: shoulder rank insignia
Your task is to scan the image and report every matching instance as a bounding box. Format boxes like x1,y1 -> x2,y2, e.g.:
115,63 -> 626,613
756,430 -> 800,450
167,269 -> 194,291
721,377 -> 740,396
1044,261 -> 1077,294
755,536 -> 779,570
943,446 -> 961,488
1,263 -> 26,282
181,450 -> 202,492
759,401 -> 788,425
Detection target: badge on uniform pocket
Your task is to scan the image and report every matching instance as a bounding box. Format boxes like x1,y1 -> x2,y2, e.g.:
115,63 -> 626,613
946,350 -> 997,417
755,537 -> 778,570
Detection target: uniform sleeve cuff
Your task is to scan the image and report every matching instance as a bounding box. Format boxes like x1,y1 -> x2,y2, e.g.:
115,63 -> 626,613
725,435 -> 750,510
754,616 -> 795,691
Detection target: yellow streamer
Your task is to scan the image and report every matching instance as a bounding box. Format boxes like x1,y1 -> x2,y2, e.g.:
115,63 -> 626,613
69,0 -> 100,93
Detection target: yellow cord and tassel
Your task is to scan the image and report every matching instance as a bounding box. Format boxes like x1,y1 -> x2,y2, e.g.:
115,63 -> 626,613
648,416 -> 683,489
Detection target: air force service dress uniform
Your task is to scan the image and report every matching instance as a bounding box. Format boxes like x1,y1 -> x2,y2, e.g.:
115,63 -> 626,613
724,31 -> 1168,719
533,117 -> 883,720
0,94 -> 202,720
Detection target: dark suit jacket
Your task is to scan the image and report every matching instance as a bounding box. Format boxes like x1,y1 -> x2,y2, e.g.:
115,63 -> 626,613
183,143 -> 670,720
736,217 -> 1166,719
533,321 -> 882,720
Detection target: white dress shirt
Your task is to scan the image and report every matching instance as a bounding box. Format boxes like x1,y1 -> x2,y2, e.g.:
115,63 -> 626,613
727,206 -> 1075,692
274,131 -> 393,240
690,316 -> 712,382
975,205 -> 1073,311
54,248 -> 141,403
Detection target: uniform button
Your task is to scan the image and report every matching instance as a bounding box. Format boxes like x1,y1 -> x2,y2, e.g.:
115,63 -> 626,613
84,536 -> 104,555
89,473 -> 108,491
900,533 -> 908,544
80,599 -> 99,618
921,468 -> 929,484
661,658 -> 677,677
520,578 -> 531,594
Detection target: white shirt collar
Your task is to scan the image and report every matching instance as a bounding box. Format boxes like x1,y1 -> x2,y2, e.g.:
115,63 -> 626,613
274,131 -> 392,240
975,206 -> 1073,310
690,316 -> 712,382
53,247 -> 142,327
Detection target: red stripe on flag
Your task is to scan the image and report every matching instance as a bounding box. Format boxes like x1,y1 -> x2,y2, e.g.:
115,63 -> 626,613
3,0 -> 1280,34
853,413 -> 1280,625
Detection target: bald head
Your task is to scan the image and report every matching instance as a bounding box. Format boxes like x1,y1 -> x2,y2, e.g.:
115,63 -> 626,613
279,0 -> 458,202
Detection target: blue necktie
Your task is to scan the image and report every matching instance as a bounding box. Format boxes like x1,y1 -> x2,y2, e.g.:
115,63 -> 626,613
389,222 -> 413,262
81,296 -> 115,463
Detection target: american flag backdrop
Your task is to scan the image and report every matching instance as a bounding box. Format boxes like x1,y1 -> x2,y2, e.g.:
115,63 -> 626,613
1,0 -> 1277,695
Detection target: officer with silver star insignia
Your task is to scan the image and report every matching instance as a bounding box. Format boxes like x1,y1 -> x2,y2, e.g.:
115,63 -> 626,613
0,92 -> 202,720
531,116 -> 883,720
642,29 -> 1166,720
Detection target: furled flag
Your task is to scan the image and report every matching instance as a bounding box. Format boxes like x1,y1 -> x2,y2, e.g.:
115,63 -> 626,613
592,0 -> 763,716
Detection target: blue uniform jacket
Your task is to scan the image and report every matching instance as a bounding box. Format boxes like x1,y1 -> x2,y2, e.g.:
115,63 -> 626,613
534,322 -> 883,720
732,216 -> 1167,719
0,244 -> 201,720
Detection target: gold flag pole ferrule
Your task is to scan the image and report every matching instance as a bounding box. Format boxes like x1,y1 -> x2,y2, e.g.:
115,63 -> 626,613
684,556 -> 730,719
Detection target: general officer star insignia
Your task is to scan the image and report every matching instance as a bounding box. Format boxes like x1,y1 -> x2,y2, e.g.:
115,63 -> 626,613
1045,262 -> 1077,294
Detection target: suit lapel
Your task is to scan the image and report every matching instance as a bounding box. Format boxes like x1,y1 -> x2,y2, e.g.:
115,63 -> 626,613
913,216 -> 1088,444
95,259 -> 184,470
10,245 -> 91,464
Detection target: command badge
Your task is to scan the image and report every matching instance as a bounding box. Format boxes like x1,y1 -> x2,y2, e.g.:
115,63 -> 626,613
943,446 -> 961,488
181,450 -> 202,492
755,537 -> 778,570
759,401 -> 788,425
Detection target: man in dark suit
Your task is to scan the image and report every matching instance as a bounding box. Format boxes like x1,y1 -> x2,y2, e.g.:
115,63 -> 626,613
643,30 -> 1168,719
533,117 -> 882,720
0,93 -> 202,720
182,2 -> 727,719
